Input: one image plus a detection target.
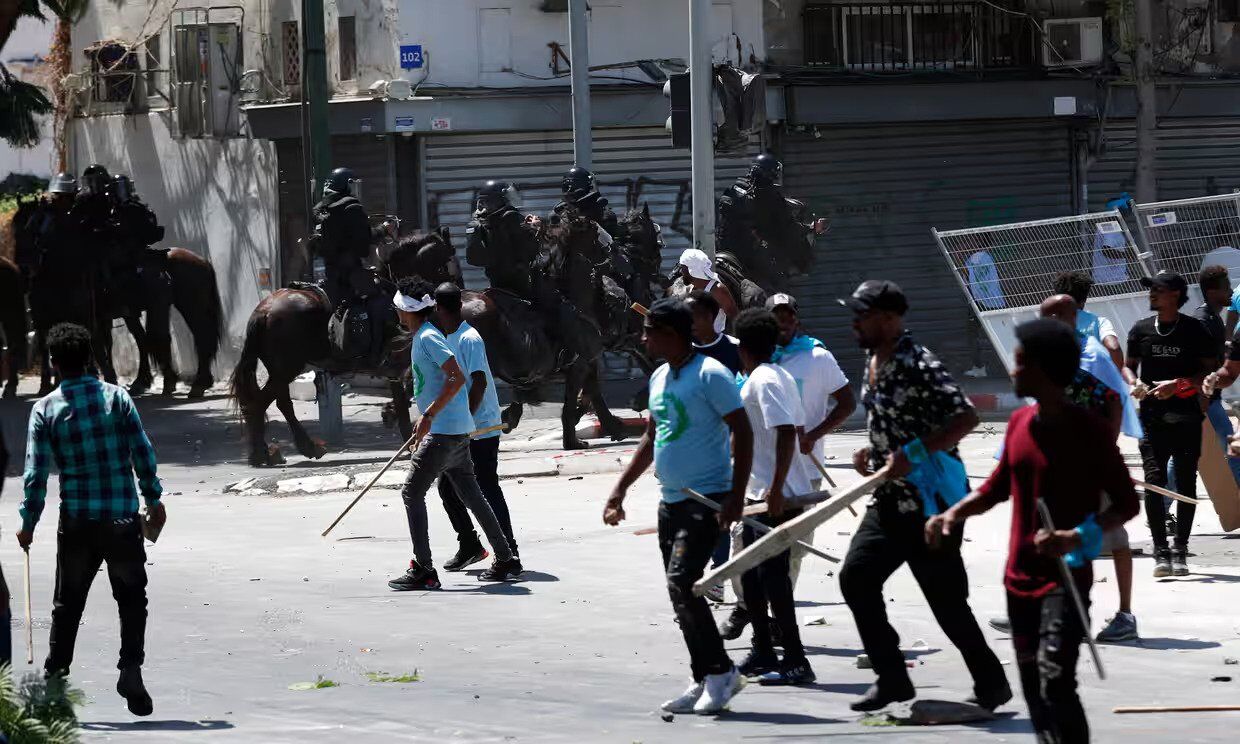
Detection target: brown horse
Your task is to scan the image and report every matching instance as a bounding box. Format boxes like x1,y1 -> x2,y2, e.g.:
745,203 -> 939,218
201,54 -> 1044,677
0,256 -> 27,398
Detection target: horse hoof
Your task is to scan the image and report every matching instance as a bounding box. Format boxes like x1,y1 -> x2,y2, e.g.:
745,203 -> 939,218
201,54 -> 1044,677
186,386 -> 207,399
309,439 -> 328,459
128,381 -> 151,396
266,444 -> 286,466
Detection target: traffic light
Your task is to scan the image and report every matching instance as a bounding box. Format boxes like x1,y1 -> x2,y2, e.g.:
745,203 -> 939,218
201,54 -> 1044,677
663,71 -> 691,148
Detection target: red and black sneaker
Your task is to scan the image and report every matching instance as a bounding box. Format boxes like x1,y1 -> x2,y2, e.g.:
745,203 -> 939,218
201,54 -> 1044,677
388,560 -> 441,591
478,558 -> 522,582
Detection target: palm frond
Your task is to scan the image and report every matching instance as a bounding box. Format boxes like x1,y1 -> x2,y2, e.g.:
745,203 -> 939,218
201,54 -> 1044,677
40,0 -> 90,24
0,64 -> 53,148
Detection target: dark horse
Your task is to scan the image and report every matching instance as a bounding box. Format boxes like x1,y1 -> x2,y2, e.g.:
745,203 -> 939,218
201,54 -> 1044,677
230,231 -> 458,466
0,256 -> 27,398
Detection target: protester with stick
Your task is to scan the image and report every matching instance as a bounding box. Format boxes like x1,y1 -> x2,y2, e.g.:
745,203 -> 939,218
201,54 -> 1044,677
389,278 -> 518,590
1123,270 -> 1214,578
730,309 -> 815,685
928,318 -> 1139,743
431,282 -> 522,574
603,297 -> 753,715
19,322 -> 166,715
837,280 -> 1009,712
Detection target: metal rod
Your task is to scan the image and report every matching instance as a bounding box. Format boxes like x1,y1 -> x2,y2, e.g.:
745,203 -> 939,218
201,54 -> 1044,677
688,0 -> 716,257
1035,499 -> 1106,681
682,488 -> 840,563
568,0 -> 592,169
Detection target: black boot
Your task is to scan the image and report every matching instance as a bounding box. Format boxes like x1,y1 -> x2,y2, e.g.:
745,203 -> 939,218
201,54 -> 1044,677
117,666 -> 153,717
443,541 -> 488,572
719,607 -> 750,641
850,679 -> 915,712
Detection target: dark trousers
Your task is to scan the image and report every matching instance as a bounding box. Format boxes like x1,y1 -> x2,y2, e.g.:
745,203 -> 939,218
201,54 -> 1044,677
1009,587 -> 1090,744
46,516 -> 148,675
740,509 -> 804,660
0,565 -> 10,668
658,499 -> 732,682
437,436 -> 518,556
839,501 -> 1005,695
1138,417 -> 1201,550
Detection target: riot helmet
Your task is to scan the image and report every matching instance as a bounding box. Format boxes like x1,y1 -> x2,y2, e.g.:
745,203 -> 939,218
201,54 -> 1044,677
561,166 -> 596,198
48,172 -> 78,195
80,164 -> 112,197
112,174 -> 135,202
476,180 -> 517,215
323,167 -> 356,199
749,154 -> 782,186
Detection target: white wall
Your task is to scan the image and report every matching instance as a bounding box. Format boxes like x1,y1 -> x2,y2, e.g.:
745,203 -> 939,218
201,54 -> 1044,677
71,113 -> 279,380
393,0 -> 763,90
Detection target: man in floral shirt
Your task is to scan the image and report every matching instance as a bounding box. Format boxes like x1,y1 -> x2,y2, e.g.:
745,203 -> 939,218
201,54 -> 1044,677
837,280 -> 1009,713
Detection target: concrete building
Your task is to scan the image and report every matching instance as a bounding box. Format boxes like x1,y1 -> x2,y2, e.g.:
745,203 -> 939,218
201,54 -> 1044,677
64,1 -> 1240,379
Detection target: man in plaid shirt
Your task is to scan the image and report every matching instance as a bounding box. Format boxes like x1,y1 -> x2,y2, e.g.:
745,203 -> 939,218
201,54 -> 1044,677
19,323 -> 166,717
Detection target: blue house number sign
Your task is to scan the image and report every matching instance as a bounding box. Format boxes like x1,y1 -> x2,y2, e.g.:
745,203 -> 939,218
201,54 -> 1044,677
400,45 -> 423,70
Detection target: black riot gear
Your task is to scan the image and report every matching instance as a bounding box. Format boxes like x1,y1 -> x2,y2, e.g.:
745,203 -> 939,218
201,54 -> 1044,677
81,164 -> 112,198
325,167 -> 356,197
476,180 -> 514,216
750,154 -> 782,186
561,167 -> 596,199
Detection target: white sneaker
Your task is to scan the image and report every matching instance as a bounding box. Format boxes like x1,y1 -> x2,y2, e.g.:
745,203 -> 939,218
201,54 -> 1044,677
694,666 -> 745,715
661,680 -> 704,713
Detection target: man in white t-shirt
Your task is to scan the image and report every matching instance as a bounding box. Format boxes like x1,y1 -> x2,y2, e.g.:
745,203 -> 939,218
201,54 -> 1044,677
732,308 -> 816,686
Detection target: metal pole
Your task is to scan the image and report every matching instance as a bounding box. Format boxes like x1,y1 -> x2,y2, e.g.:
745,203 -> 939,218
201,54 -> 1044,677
689,0 -> 716,257
568,0 -> 592,169
1134,0 -> 1157,202
303,0 -> 333,199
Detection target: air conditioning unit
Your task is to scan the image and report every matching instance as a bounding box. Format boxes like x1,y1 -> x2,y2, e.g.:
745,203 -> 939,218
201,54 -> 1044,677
1042,17 -> 1104,68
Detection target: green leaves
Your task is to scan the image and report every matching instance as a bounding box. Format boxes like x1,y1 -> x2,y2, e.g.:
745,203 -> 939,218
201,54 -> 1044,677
0,67 -> 54,148
0,664 -> 84,743
287,675 -> 339,691
39,1 -> 90,24
365,671 -> 421,684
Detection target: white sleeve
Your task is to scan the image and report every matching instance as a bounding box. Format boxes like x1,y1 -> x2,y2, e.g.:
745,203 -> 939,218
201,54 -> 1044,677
817,349 -> 850,393
1097,315 -> 1119,342
757,374 -> 801,429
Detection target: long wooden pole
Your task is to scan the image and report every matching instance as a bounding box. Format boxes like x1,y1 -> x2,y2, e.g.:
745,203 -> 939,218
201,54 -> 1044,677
1114,705 -> 1240,714
1036,499 -> 1106,681
682,489 -> 839,563
23,547 -> 33,664
692,469 -> 887,596
809,458 -> 856,516
321,424 -> 506,537
1134,480 -> 1197,506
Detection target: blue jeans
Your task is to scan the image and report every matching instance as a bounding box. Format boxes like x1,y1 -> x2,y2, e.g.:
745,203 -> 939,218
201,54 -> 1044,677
1167,399 -> 1240,508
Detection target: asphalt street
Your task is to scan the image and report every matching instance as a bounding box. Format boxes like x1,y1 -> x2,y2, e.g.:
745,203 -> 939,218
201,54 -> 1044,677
2,378 -> 1240,742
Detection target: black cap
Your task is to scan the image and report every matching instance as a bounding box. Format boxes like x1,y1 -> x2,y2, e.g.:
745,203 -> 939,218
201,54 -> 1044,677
839,280 -> 909,315
1139,270 -> 1188,295
765,293 -> 799,314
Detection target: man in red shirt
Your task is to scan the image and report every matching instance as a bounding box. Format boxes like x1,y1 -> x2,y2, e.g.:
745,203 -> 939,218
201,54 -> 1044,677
927,319 -> 1139,743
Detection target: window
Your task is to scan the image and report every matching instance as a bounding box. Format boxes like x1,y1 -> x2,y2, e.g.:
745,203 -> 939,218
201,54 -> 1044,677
479,8 -> 512,73
282,20 -> 301,86
338,15 -> 356,81
144,32 -> 163,100
86,41 -> 139,104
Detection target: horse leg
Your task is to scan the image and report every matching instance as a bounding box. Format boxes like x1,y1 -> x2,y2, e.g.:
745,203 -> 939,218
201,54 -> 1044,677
388,379 -> 414,442
36,330 -> 54,395
125,315 -> 153,396
502,401 -> 524,433
275,387 -> 328,460
562,362 -> 590,450
583,362 -> 627,441
241,382 -> 278,467
93,317 -> 118,385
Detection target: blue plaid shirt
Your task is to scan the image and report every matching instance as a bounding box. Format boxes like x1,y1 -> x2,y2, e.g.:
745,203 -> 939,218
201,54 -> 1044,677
21,376 -> 163,532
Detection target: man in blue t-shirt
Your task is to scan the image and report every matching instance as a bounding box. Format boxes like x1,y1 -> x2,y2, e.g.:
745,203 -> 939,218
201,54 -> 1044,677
389,278 -> 517,590
430,283 -> 521,573
604,297 -> 753,716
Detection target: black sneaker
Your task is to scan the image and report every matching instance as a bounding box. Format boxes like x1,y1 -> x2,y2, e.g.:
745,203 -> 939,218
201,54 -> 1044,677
1153,549 -> 1172,578
443,544 -> 488,572
1171,548 -> 1190,576
117,666 -> 153,717
965,681 -> 1013,712
479,558 -> 521,582
769,620 -> 784,649
737,648 -> 779,677
388,561 -> 441,590
719,607 -> 750,641
758,657 -> 817,686
850,681 -> 916,712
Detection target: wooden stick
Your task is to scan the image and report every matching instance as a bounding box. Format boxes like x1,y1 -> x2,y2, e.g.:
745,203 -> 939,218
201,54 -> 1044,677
692,470 -> 887,596
1134,480 -> 1198,506
1036,499 -> 1106,681
682,489 -> 840,564
1114,705 -> 1240,714
630,302 -> 649,317
23,547 -> 33,664
809,459 -> 856,516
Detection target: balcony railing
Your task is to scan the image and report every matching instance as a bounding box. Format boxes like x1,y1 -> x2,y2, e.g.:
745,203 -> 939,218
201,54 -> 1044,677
804,1 -> 1040,72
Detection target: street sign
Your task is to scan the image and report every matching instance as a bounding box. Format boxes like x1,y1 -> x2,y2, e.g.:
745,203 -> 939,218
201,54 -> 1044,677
395,116 -> 414,129
400,45 -> 424,69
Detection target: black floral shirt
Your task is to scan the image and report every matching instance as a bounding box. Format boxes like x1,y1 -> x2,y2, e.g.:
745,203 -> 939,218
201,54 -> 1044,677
1066,368 -> 1118,416
862,331 -> 973,513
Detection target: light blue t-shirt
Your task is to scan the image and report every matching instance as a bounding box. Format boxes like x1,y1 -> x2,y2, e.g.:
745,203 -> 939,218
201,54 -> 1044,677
411,322 -> 475,435
648,354 -> 744,503
1229,285 -> 1240,314
1075,308 -> 1115,345
445,321 -> 502,439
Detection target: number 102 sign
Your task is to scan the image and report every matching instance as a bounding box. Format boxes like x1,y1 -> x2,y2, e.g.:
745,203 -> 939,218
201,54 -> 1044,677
400,45 -> 424,70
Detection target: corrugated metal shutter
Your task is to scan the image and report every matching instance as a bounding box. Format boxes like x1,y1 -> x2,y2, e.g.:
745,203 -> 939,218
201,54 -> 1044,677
332,133 -> 394,217
424,127 -> 756,290
1088,118 -> 1240,209
782,120 -> 1073,375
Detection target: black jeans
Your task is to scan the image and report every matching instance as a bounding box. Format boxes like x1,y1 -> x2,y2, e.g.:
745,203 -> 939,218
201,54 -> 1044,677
1138,416 -> 1202,550
46,515 -> 148,675
1009,587 -> 1090,744
740,509 -> 804,660
839,500 -> 1006,695
658,499 -> 732,682
402,434 -> 513,568
437,436 -> 518,556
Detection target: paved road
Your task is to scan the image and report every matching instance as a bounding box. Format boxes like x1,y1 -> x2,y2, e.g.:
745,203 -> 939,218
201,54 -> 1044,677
3,379 -> 1240,742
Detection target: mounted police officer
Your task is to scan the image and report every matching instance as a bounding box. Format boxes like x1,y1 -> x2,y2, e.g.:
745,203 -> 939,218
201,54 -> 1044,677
313,167 -> 379,311
102,175 -> 166,317
18,173 -> 83,281
552,166 -> 619,239
76,164 -> 115,248
716,154 -> 827,293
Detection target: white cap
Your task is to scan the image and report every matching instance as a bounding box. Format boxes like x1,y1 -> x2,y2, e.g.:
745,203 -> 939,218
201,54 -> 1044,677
678,248 -> 717,282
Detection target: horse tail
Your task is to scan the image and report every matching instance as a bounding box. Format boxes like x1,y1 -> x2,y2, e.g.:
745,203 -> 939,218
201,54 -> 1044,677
167,248 -> 223,372
229,308 -> 264,414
